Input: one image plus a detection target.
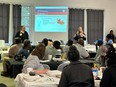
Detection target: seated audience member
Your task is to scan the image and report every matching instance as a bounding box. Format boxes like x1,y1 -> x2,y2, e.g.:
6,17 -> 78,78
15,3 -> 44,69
94,39 -> 103,60
16,39 -> 31,59
44,41 -> 61,59
22,43 -> 48,74
106,30 -> 115,42
62,39 -> 73,59
48,39 -> 53,46
100,45 -> 116,87
1,37 -> 22,76
107,39 -> 113,45
0,83 -> 7,87
95,45 -> 108,67
95,44 -> 115,68
95,39 -> 103,51
41,38 -> 48,46
9,37 -> 23,58
95,36 -> 114,68
106,35 -> 113,45
58,46 -> 94,87
74,38 -> 90,59
43,40 -> 62,60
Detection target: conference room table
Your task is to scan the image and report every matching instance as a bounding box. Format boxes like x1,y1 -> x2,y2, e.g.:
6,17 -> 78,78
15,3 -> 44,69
6,58 -> 95,78
6,59 -> 24,78
6,59 -> 63,78
15,71 -> 100,87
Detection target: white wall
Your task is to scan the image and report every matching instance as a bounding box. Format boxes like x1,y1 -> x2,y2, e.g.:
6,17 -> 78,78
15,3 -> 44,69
33,0 -> 116,43
0,0 -> 116,44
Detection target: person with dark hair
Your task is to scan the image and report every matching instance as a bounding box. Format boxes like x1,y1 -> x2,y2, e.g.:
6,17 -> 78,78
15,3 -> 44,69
67,39 -> 73,46
106,30 -> 115,42
41,38 -> 48,46
52,40 -> 62,58
9,37 -> 23,58
22,43 -> 48,74
43,40 -> 61,60
16,39 -> 31,59
58,45 -> 94,87
53,40 -> 61,49
15,26 -> 29,42
74,38 -> 90,59
0,83 -> 7,87
100,45 -> 116,87
62,40 -> 73,59
1,37 -> 23,76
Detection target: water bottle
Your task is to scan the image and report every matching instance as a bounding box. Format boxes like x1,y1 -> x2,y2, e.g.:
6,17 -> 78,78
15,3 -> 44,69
92,69 -> 98,77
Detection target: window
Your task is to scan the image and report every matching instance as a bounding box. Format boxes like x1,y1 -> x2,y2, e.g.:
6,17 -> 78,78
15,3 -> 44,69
21,6 -> 31,34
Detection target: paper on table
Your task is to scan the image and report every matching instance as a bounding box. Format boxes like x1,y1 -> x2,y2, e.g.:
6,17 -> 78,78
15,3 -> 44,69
35,77 -> 59,83
46,70 -> 62,77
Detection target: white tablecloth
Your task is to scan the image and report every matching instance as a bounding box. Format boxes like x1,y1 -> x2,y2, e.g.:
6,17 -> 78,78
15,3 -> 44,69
1,51 -> 9,60
15,72 -> 100,87
15,71 -> 61,87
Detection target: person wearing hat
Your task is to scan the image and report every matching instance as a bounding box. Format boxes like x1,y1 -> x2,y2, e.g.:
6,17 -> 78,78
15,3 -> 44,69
16,39 -> 31,59
107,39 -> 113,45
95,39 -> 103,51
94,39 -> 104,63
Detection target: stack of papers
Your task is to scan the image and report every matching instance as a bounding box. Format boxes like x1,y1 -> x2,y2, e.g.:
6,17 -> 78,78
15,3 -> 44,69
46,70 -> 62,77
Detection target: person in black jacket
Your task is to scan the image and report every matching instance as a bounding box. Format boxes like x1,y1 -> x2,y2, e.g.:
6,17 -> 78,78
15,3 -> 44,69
74,26 -> 86,42
58,46 -> 94,87
106,30 -> 115,42
15,26 -> 29,42
100,44 -> 116,87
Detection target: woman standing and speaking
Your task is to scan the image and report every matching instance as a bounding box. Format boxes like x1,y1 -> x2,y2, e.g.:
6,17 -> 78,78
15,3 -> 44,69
74,26 -> 86,42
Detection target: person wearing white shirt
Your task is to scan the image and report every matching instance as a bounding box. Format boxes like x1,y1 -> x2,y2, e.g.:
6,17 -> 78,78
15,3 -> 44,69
74,39 -> 89,59
22,43 -> 48,74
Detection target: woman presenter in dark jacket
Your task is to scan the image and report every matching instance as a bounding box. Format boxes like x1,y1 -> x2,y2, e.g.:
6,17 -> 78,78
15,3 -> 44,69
15,26 -> 29,42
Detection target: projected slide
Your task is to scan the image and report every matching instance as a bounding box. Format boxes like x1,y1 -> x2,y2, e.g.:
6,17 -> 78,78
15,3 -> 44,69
34,6 -> 68,32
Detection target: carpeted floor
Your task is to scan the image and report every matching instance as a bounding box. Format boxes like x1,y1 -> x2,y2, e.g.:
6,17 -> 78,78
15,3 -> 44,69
0,62 -> 15,87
